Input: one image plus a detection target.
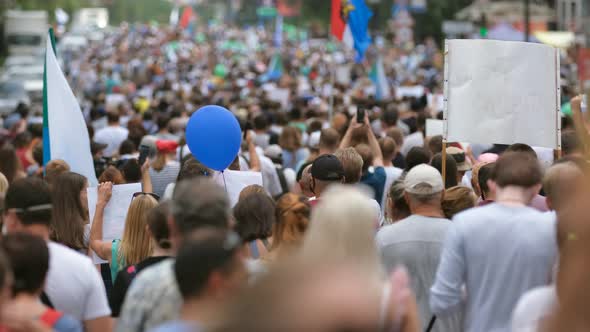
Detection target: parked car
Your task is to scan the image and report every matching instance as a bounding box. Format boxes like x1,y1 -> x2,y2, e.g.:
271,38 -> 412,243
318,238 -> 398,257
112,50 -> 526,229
0,81 -> 31,114
1,65 -> 44,101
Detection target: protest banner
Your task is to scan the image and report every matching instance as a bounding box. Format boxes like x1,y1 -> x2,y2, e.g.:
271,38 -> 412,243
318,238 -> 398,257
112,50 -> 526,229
443,39 -> 561,150
87,183 -> 142,264
426,119 -> 444,137
267,88 -> 291,109
214,170 -> 263,207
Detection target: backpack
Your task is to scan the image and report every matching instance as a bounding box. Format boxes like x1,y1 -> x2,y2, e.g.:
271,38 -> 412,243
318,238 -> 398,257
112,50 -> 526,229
274,166 -> 289,199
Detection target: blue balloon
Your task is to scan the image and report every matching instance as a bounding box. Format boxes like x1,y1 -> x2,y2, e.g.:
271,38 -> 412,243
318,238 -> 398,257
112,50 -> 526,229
185,105 -> 242,171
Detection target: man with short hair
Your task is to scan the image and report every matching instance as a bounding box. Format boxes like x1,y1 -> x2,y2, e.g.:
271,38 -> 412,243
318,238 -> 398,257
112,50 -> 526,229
116,178 -> 231,332
400,112 -> 426,157
376,164 -> 461,332
334,148 -> 363,184
542,161 -> 585,212
3,178 -> 112,332
340,114 -> 386,205
561,130 -> 582,157
379,137 -> 403,210
94,112 -> 129,157
405,147 -> 432,172
430,153 -> 558,332
149,230 -> 247,332
309,154 -> 345,205
318,128 -> 341,155
252,114 -> 277,149
477,162 -> 496,205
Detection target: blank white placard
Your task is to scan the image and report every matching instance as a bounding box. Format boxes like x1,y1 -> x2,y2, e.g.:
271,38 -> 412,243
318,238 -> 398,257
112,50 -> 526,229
444,40 -> 560,149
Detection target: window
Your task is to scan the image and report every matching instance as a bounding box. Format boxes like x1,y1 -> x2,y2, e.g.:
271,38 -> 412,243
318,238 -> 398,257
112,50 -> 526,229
6,34 -> 42,47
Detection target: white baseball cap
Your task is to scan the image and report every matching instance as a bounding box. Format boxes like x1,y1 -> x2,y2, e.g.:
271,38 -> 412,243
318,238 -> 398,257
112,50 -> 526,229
404,164 -> 444,195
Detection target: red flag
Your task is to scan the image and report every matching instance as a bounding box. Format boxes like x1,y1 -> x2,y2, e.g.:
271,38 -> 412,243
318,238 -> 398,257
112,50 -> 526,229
331,0 -> 345,41
179,6 -> 194,29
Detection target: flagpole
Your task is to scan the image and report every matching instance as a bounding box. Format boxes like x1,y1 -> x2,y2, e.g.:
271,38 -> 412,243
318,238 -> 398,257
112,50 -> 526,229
329,35 -> 335,126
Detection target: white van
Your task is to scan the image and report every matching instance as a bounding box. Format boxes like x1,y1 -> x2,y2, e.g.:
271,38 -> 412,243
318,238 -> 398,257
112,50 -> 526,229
4,10 -> 48,55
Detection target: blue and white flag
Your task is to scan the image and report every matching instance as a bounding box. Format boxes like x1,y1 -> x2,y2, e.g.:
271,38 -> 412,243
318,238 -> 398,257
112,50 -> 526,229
43,29 -> 98,185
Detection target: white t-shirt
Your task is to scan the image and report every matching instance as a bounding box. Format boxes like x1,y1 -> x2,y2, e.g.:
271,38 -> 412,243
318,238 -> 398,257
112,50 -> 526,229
400,132 -> 424,157
94,125 -> 129,157
511,286 -> 557,332
46,242 -> 111,321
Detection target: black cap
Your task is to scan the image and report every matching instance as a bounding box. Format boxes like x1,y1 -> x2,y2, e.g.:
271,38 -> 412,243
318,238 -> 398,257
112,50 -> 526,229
311,154 -> 345,181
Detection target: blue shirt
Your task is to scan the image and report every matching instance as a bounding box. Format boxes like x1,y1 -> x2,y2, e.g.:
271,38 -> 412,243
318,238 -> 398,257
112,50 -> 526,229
148,320 -> 200,332
430,204 -> 557,332
360,167 -> 387,206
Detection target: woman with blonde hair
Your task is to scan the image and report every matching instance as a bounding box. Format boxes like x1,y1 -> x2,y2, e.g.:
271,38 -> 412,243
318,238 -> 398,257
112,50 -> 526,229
89,182 -> 159,282
299,186 -> 420,332
279,126 -> 309,170
262,193 -> 310,262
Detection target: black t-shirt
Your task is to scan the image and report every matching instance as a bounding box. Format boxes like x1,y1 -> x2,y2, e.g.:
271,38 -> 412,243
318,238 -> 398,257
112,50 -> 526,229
109,256 -> 170,317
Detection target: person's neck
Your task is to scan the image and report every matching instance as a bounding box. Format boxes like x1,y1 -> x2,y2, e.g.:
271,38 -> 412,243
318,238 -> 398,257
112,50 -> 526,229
151,246 -> 173,257
13,293 -> 46,314
411,205 -> 444,218
24,225 -> 51,241
483,191 -> 496,201
108,122 -> 119,127
383,160 -> 393,167
180,296 -> 220,324
319,148 -> 334,156
496,186 -> 534,206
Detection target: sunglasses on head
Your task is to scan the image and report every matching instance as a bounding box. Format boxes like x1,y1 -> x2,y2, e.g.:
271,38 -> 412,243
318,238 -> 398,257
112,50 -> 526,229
132,192 -> 160,201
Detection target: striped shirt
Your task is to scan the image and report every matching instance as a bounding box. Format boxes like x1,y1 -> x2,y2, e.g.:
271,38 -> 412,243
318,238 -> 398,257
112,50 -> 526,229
149,161 -> 180,197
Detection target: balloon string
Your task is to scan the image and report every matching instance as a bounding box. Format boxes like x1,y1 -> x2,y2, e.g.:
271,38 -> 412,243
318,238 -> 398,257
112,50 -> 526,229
222,170 -> 228,193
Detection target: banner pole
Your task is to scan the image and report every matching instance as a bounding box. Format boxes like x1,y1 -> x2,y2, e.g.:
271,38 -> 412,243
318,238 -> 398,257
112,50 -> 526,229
329,36 -> 335,125
442,141 -> 447,188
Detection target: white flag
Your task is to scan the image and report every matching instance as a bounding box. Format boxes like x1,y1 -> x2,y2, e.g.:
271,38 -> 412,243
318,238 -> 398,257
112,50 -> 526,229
44,31 -> 98,185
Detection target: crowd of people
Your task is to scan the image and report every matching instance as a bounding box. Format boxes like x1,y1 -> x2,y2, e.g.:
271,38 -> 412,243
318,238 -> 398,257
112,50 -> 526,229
0,20 -> 588,332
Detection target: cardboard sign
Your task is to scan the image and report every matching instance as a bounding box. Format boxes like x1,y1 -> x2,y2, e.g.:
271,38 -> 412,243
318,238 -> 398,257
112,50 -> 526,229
444,40 -> 560,149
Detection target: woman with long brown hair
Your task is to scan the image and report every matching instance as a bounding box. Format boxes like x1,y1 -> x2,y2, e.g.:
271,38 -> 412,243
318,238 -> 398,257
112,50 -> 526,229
262,193 -> 310,262
89,183 -> 158,282
0,145 -> 26,184
50,172 -> 90,252
279,126 -> 309,170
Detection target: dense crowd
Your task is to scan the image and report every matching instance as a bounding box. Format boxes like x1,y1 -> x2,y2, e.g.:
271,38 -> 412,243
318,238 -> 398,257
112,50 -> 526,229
0,21 -> 588,332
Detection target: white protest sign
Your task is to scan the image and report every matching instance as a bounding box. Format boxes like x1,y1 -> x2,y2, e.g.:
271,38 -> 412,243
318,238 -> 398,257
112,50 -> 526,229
426,119 -> 444,137
444,40 -> 560,149
268,88 -> 290,109
214,170 -> 263,207
335,65 -> 351,85
87,183 -> 142,264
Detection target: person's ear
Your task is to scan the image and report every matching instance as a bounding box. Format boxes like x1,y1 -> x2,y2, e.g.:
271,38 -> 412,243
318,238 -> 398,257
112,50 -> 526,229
403,192 -> 411,206
487,179 -> 497,195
